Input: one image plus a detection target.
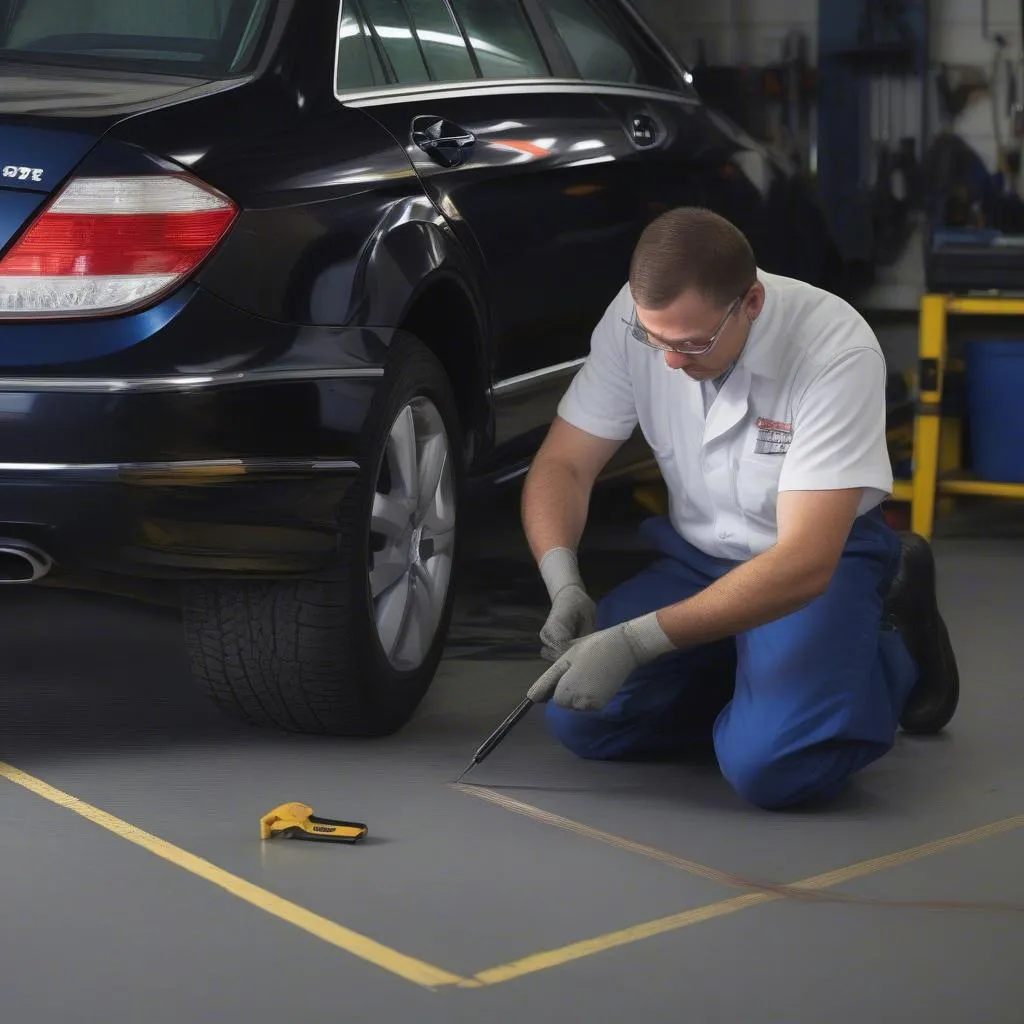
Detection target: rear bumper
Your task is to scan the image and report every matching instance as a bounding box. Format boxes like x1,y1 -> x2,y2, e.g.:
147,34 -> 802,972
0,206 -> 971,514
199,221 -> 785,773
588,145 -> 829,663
0,456 -> 362,580
0,287 -> 395,580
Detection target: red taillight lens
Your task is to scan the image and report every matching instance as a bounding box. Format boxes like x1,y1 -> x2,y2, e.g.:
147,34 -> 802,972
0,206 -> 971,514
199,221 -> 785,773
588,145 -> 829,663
0,174 -> 238,318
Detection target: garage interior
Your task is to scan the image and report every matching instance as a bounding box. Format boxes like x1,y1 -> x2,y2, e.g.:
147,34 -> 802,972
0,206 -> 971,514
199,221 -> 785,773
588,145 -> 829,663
4,489 -> 1023,1020
2,1 -> 1024,1022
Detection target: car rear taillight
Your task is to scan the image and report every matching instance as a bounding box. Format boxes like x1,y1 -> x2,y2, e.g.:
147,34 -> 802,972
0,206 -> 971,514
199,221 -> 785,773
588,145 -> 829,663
0,174 -> 238,318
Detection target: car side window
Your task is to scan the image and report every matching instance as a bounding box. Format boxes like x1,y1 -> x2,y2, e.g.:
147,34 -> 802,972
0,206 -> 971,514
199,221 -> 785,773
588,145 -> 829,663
338,0 -> 480,88
336,2 -> 389,92
540,0 -> 681,92
404,0 -> 477,82
542,0 -> 639,84
447,0 -> 549,80
356,0 -> 431,85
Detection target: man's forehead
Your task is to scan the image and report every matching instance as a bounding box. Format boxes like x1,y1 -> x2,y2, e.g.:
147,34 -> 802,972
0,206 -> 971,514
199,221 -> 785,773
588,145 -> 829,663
636,294 -> 724,337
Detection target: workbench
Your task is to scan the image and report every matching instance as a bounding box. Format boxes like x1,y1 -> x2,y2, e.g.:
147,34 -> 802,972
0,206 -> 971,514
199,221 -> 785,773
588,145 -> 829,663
908,293 -> 1024,540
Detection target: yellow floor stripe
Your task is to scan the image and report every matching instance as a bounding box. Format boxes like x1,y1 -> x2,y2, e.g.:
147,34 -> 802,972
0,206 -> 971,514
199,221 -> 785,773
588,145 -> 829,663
467,893 -> 772,987
460,793 -> 1024,987
791,814 -> 1024,890
8,759 -> 1021,993
0,761 -> 464,990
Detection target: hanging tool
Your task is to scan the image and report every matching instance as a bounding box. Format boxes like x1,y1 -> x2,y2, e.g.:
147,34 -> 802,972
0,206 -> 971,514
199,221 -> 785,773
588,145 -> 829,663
260,802 -> 367,844
454,697 -> 534,784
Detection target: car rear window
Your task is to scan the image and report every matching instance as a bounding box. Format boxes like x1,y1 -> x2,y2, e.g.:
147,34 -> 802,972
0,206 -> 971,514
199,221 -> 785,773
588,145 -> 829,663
0,0 -> 277,76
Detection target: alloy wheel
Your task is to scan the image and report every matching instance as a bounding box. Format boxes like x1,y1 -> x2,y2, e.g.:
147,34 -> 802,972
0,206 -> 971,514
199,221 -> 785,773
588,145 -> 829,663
368,397 -> 456,671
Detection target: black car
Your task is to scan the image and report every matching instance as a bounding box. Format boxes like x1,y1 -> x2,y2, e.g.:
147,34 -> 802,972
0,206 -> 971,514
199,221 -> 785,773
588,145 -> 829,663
0,0 -> 840,735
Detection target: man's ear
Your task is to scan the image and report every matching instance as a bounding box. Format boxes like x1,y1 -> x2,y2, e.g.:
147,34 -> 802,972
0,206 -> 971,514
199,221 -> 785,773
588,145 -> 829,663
745,282 -> 766,322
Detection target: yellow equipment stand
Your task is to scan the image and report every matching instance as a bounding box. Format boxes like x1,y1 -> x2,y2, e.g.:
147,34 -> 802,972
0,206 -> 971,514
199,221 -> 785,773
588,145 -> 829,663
910,293 -> 1024,540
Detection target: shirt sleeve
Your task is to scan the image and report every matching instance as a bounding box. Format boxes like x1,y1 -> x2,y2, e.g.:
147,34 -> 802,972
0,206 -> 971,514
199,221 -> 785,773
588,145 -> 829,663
778,343 -> 893,508
556,287 -> 639,441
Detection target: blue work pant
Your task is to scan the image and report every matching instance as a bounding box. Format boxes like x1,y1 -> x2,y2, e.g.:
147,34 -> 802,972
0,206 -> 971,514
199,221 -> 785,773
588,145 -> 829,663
545,512 -> 918,810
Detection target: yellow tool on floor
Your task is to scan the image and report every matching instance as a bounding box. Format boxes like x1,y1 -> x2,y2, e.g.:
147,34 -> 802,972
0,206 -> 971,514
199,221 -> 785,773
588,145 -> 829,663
260,802 -> 368,844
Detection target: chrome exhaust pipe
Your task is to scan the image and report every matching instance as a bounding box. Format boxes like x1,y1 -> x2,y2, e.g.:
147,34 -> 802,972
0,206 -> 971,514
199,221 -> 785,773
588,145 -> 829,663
0,540 -> 52,583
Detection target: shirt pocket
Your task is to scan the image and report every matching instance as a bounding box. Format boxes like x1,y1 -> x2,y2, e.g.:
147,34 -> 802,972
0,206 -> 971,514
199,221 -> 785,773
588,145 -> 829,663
738,455 -> 784,526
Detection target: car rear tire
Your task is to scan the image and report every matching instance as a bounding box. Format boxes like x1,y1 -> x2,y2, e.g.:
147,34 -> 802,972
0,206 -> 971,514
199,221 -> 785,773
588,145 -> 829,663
182,337 -> 464,736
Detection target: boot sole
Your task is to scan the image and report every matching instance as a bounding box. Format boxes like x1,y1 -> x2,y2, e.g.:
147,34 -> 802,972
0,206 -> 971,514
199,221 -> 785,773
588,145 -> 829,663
897,534 -> 960,735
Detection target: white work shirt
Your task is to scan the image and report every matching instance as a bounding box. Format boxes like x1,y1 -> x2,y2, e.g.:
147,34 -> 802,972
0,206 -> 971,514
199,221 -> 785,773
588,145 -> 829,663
557,270 -> 894,561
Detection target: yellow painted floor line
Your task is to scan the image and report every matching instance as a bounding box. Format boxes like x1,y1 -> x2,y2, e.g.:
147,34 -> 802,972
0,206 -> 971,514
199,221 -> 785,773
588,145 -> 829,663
8,759 -> 1021,994
0,761 -> 464,991
452,783 -> 739,887
460,793 -> 1024,987
466,893 -> 774,987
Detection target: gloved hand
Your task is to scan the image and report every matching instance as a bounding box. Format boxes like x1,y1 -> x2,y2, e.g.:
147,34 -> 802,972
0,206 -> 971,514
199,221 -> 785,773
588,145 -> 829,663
538,547 -> 596,662
528,611 -> 675,711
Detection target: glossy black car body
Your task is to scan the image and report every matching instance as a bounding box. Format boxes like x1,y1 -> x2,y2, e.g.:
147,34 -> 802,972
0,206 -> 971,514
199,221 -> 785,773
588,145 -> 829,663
0,0 -> 840,734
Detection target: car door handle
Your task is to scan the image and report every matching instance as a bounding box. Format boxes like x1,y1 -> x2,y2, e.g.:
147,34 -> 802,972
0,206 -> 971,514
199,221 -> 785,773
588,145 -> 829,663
411,116 -> 476,168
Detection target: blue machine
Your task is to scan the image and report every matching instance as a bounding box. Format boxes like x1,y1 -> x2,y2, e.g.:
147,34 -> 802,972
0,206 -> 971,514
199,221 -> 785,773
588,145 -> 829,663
817,0 -> 929,274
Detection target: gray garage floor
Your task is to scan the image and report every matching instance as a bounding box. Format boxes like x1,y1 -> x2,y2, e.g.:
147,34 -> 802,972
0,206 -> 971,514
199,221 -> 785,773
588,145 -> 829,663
1,486 -> 1022,1024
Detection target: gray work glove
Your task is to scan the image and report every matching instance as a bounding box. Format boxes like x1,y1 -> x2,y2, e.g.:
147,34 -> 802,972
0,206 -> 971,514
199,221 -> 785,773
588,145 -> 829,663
528,611 -> 675,712
538,547 -> 596,662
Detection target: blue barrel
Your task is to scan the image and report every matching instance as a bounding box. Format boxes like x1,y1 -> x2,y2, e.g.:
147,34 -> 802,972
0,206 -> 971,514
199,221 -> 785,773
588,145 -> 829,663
965,339 -> 1024,483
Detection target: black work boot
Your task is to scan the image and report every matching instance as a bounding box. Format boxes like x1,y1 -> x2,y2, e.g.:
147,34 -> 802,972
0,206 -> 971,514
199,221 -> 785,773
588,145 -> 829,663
883,532 -> 960,735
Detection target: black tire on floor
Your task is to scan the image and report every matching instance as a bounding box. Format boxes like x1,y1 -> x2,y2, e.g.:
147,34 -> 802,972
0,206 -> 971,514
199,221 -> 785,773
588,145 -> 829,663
181,336 -> 465,736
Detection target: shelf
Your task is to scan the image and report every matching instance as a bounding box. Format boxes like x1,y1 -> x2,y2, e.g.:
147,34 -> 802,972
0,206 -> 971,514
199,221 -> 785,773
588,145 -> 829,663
944,297 -> 1024,316
889,477 -> 1024,502
938,477 -> 1024,499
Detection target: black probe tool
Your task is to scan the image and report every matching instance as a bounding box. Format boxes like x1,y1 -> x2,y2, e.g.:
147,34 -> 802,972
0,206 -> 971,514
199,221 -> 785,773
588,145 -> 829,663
454,697 -> 534,783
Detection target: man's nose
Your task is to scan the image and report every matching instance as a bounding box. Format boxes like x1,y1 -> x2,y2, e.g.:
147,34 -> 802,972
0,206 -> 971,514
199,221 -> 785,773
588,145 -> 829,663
664,351 -> 693,371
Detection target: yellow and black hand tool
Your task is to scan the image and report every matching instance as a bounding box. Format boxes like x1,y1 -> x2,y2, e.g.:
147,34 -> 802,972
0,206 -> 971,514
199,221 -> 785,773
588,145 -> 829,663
260,802 -> 368,844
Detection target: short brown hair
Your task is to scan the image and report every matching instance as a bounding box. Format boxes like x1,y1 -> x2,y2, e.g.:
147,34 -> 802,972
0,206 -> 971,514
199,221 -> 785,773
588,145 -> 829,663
629,207 -> 757,310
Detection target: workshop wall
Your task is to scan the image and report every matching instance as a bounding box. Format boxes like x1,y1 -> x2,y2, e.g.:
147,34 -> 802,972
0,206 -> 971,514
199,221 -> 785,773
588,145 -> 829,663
633,0 -> 816,68
935,0 -> 1023,168
639,0 -> 1023,314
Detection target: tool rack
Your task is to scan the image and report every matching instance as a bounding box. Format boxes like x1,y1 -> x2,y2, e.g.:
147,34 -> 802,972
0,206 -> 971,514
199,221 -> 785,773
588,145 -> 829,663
906,293 -> 1024,539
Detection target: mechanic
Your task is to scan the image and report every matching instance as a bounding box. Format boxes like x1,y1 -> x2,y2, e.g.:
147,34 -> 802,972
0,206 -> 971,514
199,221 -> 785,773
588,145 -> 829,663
520,206 -> 958,810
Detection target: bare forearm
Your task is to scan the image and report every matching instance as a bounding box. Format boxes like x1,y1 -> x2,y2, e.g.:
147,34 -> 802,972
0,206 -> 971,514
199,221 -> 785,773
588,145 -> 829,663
655,544 -> 831,649
521,457 -> 592,563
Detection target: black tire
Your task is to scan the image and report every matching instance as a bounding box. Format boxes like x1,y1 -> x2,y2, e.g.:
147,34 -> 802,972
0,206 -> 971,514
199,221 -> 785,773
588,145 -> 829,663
182,336 -> 464,736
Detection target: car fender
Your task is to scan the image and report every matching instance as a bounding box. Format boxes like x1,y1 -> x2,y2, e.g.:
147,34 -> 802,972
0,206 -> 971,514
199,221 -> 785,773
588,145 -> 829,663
351,196 -> 487,336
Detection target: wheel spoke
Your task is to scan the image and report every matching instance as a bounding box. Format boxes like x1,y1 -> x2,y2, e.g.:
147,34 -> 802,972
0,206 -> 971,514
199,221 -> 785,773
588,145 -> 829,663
371,492 -> 410,541
399,568 -> 435,661
369,547 -> 407,599
415,435 -> 447,521
396,584 -> 429,667
387,406 -> 419,503
421,464 -> 456,536
374,569 -> 414,660
413,557 -> 450,638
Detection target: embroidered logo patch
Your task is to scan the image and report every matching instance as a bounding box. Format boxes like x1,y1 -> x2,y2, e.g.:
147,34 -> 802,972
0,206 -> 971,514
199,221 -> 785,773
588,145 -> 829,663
754,417 -> 793,455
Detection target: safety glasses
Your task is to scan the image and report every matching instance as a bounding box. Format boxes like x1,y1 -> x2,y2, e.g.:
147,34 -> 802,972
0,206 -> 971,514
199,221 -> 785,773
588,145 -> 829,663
623,295 -> 742,356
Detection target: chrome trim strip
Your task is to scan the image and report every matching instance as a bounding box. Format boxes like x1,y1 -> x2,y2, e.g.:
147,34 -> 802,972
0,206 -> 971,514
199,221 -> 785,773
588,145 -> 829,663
491,358 -> 585,396
0,367 -> 385,394
336,74 -> 699,109
0,457 -> 359,477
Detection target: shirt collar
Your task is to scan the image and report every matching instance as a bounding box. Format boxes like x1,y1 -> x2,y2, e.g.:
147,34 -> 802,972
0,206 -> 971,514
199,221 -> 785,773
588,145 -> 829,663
736,271 -> 784,379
